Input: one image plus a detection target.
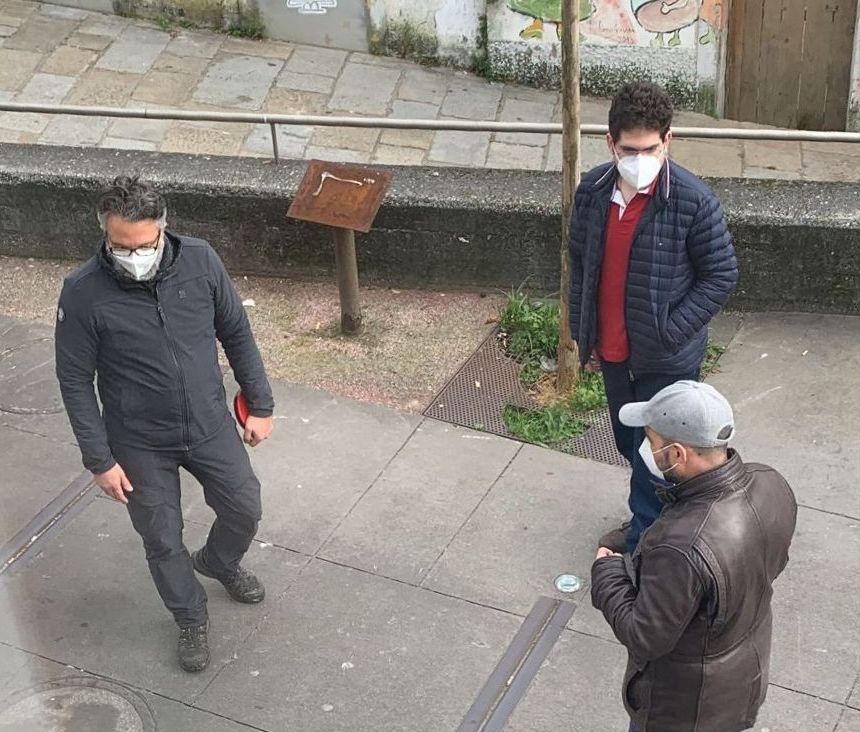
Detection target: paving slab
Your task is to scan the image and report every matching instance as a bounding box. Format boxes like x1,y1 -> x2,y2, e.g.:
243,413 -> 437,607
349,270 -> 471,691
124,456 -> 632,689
303,145 -> 370,164
65,31 -> 113,52
328,62 -> 400,115
182,382 -> 420,555
379,99 -> 438,149
132,69 -> 197,106
195,557 -> 522,731
671,137 -> 744,177
219,36 -> 292,61
152,52 -> 211,77
441,79 -> 503,121
15,72 -> 76,104
423,443 -> 628,640
768,505 -> 859,703
285,44 -> 347,78
164,30 -> 223,59
40,44 -> 97,76
276,70 -> 335,94
0,48 -> 42,92
743,139 -> 803,173
840,708 -> 860,732
1,16 -> 77,54
66,69 -> 140,106
38,4 -> 89,20
0,24 -> 16,37
0,424 -> 83,548
310,123 -> 379,153
706,313 -> 860,519
495,96 -> 554,147
429,129 -> 491,166
100,136 -> 157,151
96,26 -> 170,74
752,684 -> 846,731
75,15 -> 128,38
0,497 -> 307,702
0,644 -> 255,731
372,144 -> 426,166
505,629 -> 629,731
161,121 -> 248,156
487,141 -> 544,170
107,102 -> 171,142
0,0 -> 34,26
545,133 -> 608,172
40,113 -> 109,145
397,67 -> 449,105
193,54 -> 283,110
320,419 -> 518,584
242,123 -> 308,158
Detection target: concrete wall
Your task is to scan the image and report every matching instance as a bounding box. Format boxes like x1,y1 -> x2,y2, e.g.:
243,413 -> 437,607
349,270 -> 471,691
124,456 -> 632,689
0,144 -> 858,314
849,3 -> 860,132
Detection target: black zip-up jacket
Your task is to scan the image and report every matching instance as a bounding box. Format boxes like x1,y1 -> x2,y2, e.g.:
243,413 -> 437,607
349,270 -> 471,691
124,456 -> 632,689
55,233 -> 274,474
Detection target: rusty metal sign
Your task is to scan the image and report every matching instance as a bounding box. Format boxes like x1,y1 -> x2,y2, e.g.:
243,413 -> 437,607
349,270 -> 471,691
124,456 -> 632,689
287,160 -> 393,233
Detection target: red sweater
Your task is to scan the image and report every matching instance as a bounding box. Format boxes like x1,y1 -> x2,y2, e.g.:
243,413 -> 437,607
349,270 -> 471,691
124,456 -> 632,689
596,186 -> 653,363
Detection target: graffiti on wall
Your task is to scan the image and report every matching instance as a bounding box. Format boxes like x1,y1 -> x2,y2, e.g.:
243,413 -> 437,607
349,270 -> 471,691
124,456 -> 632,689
505,0 -> 725,46
285,0 -> 337,14
631,0 -> 725,47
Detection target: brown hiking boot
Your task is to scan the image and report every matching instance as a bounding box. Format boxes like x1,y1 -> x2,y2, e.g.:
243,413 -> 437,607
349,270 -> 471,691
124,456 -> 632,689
598,520 -> 632,554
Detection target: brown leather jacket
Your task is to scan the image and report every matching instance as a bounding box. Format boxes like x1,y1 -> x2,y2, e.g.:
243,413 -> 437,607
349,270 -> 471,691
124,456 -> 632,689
591,451 -> 797,732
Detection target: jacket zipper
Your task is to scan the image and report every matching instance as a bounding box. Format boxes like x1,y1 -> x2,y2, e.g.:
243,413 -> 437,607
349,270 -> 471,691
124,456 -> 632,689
154,286 -> 191,451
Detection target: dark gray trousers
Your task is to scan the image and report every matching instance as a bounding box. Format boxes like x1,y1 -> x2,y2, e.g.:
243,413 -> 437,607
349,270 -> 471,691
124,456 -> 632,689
112,419 -> 262,628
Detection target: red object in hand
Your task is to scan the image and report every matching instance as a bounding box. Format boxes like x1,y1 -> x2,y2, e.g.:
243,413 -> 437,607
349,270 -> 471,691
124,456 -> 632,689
233,390 -> 249,428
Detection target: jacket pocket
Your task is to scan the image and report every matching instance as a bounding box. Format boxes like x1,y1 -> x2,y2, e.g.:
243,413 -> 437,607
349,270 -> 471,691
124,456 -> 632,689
657,301 -> 681,354
623,663 -> 652,717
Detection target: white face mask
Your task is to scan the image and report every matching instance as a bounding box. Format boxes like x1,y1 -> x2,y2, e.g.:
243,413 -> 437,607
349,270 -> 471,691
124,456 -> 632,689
616,152 -> 663,191
638,438 -> 679,481
112,243 -> 163,281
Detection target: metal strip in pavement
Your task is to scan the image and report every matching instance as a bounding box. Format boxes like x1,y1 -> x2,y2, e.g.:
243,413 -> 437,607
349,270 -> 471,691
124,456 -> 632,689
0,471 -> 95,576
457,596 -> 576,732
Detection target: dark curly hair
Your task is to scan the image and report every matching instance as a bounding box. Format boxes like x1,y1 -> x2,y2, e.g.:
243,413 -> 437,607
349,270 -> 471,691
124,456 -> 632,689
98,175 -> 166,225
608,82 -> 673,141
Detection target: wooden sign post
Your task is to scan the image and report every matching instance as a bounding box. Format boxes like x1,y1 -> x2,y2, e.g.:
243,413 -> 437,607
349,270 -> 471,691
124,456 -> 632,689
287,160 -> 393,335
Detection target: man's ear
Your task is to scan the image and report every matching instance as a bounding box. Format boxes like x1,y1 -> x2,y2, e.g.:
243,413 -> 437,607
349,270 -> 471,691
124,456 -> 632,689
606,132 -> 616,158
664,129 -> 673,150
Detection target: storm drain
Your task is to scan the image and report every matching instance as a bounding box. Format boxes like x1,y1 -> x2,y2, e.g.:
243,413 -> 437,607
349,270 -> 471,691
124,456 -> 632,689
0,676 -> 155,731
425,330 -> 628,467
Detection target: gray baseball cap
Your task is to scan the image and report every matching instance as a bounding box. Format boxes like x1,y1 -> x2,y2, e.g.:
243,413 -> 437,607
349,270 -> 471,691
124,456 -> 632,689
619,380 -> 735,448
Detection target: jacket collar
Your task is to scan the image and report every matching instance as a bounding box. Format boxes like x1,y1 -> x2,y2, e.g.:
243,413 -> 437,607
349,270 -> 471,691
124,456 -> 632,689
656,449 -> 746,505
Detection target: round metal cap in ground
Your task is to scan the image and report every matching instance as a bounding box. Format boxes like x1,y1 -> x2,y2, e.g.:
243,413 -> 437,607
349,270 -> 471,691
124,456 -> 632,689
0,676 -> 155,731
554,573 -> 583,593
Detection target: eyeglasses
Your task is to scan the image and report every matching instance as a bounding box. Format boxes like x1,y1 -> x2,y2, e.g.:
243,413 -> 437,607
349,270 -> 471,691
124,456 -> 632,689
615,143 -> 664,157
108,232 -> 162,258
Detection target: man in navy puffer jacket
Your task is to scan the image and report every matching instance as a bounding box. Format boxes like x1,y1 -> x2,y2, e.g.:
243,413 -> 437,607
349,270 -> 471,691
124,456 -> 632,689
568,82 -> 738,554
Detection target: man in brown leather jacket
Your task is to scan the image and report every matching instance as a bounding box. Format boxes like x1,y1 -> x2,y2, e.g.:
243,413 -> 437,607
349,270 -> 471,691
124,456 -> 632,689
591,381 -> 797,732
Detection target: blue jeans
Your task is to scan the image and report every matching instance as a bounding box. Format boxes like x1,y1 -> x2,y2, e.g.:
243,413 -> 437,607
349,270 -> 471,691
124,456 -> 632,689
601,361 -> 699,553
628,726 -> 639,732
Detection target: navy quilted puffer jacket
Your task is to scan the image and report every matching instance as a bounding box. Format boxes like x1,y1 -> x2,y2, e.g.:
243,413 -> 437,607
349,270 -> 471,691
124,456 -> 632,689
568,160 -> 738,376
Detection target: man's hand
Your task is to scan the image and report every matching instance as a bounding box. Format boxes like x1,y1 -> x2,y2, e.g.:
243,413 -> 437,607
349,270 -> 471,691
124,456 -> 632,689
244,415 -> 274,447
596,546 -> 622,560
585,350 -> 601,373
94,464 -> 134,505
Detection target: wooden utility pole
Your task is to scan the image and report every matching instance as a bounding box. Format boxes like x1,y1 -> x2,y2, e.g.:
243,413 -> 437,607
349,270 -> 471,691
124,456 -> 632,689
557,0 -> 582,393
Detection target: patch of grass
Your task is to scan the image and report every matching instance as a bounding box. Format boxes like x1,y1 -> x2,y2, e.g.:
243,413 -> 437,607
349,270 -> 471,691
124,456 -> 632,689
566,370 -> 607,411
498,287 -> 559,387
155,12 -> 171,30
503,403 -> 589,447
702,342 -> 725,375
227,6 -> 265,39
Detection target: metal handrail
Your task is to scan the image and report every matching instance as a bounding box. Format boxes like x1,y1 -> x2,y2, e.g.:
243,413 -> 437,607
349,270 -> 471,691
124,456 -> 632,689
2,101 -> 859,163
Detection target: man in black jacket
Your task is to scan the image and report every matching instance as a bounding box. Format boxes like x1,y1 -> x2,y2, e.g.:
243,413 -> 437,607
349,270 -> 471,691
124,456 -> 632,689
569,82 -> 738,553
55,176 -> 274,672
592,381 -> 796,732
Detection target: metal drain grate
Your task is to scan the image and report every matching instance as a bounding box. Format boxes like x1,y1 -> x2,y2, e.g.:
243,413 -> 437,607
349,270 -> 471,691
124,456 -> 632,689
425,330 -> 628,467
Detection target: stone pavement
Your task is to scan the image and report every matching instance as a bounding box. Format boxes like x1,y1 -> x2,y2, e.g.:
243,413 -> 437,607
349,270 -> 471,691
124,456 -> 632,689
1,0 -> 859,182
0,308 -> 858,731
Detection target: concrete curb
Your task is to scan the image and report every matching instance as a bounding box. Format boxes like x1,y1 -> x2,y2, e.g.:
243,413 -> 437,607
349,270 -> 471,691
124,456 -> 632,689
0,143 -> 857,312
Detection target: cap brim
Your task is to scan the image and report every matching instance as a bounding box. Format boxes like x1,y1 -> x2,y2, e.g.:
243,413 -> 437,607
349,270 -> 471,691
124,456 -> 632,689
619,401 -> 649,428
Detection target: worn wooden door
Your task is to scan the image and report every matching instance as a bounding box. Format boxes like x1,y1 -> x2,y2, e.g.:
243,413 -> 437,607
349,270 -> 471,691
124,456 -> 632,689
725,0 -> 858,130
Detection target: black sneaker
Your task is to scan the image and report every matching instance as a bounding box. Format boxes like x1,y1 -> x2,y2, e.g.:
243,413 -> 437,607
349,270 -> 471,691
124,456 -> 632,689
178,621 -> 210,673
192,549 -> 266,604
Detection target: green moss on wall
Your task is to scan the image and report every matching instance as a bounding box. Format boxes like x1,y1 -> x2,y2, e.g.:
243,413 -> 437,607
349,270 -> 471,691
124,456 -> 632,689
381,19 -> 439,65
